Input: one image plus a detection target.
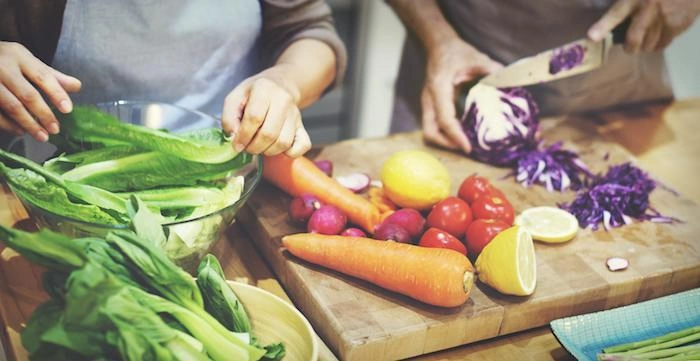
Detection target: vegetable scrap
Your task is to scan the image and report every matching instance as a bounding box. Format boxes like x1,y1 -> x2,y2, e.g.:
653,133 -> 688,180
549,44 -> 586,75
605,257 -> 629,272
598,326 -> 700,361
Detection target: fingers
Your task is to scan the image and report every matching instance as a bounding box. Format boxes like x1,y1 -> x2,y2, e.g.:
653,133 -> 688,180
262,111 -> 297,156
228,76 -> 308,157
626,1 -> 658,52
221,81 -> 250,137
245,93 -> 290,154
50,68 -> 81,93
284,123 -> 311,158
2,70 -> 59,135
0,86 -> 48,141
642,17 -> 663,51
589,0 -> 638,41
420,87 -> 459,150
431,80 -> 472,153
0,112 -> 23,136
232,80 -> 272,152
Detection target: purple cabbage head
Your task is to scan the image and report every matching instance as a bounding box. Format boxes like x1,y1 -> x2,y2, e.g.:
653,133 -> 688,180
460,85 -> 540,166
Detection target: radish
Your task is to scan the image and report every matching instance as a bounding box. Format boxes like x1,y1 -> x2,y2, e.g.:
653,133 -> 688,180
336,173 -> 371,193
340,227 -> 367,237
374,222 -> 412,244
308,205 -> 347,235
382,208 -> 426,241
314,160 -> 333,177
289,194 -> 322,224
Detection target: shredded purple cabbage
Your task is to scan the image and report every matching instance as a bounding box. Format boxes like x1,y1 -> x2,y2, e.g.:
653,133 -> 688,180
561,163 -> 678,230
514,142 -> 593,192
549,44 -> 586,75
461,87 -> 540,166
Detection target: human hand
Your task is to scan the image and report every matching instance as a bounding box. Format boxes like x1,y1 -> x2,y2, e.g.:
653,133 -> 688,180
222,65 -> 311,158
0,42 -> 81,141
421,37 -> 502,153
588,0 -> 700,53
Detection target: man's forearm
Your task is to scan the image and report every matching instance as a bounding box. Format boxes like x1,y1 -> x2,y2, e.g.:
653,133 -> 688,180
273,38 -> 337,109
388,0 -> 461,52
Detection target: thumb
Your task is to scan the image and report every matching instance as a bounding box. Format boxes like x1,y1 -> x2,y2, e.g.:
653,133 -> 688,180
589,0 -> 637,41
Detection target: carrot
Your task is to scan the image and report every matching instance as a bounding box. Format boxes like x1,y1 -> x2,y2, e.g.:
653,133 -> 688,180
282,233 -> 476,308
263,155 -> 381,233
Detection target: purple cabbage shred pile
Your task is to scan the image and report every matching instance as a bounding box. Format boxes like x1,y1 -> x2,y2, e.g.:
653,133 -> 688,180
514,142 -> 592,192
560,163 -> 678,230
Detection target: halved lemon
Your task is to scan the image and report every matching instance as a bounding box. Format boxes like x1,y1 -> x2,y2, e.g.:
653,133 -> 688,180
475,226 -> 536,296
514,206 -> 579,244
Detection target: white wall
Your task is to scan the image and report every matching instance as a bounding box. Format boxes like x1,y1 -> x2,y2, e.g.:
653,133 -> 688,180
356,5 -> 700,138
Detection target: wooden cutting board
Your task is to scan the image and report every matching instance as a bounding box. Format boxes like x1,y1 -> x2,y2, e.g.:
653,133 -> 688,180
239,121 -> 700,360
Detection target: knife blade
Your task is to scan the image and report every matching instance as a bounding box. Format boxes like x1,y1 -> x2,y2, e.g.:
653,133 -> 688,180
479,20 -> 629,88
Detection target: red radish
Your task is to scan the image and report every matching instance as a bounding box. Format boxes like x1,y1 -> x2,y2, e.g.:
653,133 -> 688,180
336,173 -> 371,193
289,194 -> 322,224
382,208 -> 426,241
314,160 -> 333,177
340,227 -> 367,237
374,222 -> 412,243
308,205 -> 347,235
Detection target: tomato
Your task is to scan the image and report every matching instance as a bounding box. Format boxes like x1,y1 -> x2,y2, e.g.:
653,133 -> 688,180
465,219 -> 510,255
457,175 -> 493,204
419,227 -> 468,256
426,196 -> 473,238
471,195 -> 515,224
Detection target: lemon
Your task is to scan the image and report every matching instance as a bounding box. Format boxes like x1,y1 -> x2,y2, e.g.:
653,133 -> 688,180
475,226 -> 536,296
380,150 -> 451,210
514,206 -> 578,243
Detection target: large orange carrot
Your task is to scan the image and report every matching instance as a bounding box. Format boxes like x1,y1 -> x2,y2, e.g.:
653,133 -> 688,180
282,233 -> 476,308
263,155 -> 381,233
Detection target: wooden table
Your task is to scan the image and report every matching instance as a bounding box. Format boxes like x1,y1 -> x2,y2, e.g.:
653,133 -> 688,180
1,99 -> 699,361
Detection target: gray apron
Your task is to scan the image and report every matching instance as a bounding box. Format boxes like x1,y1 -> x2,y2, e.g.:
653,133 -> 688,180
391,0 -> 673,133
51,0 -> 262,131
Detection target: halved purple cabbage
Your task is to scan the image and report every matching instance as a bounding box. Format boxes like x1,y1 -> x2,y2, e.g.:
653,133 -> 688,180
460,85 -> 539,166
514,142 -> 592,192
561,163 -> 678,230
549,44 -> 586,75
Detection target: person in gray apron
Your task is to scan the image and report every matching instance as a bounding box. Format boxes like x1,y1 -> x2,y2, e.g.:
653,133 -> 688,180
0,0 -> 346,158
388,0 -> 699,154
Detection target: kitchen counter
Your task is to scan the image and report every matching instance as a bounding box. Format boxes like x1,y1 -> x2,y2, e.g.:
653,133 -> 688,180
1,99 -> 699,361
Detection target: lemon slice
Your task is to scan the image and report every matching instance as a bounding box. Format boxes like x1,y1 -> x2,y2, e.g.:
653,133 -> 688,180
514,206 -> 579,243
475,226 -> 536,296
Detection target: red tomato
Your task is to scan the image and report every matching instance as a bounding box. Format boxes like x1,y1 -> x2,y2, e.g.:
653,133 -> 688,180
426,196 -> 473,238
457,175 -> 493,204
471,195 -> 515,224
465,219 -> 510,255
419,227 -> 468,256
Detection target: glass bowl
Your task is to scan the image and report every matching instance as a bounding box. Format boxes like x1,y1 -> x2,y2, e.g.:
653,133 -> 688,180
3,100 -> 262,273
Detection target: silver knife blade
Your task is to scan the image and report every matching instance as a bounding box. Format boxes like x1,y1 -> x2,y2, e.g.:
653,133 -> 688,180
479,34 -> 614,88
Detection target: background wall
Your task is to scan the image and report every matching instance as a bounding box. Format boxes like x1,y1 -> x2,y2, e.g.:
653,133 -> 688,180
350,1 -> 700,139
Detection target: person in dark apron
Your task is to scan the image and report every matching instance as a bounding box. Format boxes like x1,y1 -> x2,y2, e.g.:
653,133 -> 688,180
388,0 -> 699,154
0,0 -> 346,158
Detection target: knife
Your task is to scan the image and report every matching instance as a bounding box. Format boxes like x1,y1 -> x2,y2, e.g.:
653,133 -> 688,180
479,20 -> 630,88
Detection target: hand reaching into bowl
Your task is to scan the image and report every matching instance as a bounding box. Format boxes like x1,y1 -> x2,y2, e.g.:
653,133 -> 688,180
0,41 -> 81,141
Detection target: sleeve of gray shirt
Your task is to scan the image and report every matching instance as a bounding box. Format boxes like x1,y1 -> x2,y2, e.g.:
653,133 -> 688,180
260,0 -> 348,90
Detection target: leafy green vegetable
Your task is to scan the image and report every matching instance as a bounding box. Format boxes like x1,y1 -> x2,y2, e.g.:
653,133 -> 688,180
0,165 -> 122,224
43,145 -> 144,174
106,230 -> 204,308
58,106 -> 239,164
0,149 -> 128,216
61,151 -> 251,192
0,226 -> 86,272
196,254 -> 251,332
